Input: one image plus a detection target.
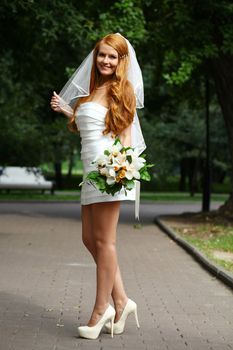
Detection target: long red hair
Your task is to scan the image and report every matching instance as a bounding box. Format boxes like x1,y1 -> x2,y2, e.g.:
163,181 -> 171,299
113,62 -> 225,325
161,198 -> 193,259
68,33 -> 136,136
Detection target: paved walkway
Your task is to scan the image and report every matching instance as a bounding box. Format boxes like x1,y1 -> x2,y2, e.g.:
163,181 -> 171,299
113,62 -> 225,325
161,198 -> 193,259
0,202 -> 232,350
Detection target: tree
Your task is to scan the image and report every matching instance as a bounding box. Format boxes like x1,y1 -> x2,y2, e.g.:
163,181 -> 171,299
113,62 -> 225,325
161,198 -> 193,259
0,0 -> 146,188
142,0 -> 233,215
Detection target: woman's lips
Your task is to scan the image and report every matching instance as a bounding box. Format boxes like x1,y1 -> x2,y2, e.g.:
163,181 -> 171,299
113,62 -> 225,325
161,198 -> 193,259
100,66 -> 111,70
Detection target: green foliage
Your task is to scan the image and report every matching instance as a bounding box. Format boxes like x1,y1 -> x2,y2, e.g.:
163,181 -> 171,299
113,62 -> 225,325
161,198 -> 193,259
0,51 -> 44,165
163,54 -> 202,85
83,171 -> 124,196
96,0 -> 146,44
0,0 -> 146,169
141,92 -> 230,187
0,0 -> 232,197
145,0 -> 233,84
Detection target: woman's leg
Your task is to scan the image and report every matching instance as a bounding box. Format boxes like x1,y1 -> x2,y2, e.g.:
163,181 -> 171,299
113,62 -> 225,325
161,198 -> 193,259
81,204 -> 128,321
81,203 -> 127,325
110,268 -> 128,321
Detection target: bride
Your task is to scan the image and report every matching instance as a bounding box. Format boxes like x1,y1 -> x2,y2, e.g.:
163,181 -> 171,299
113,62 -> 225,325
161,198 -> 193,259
50,33 -> 145,340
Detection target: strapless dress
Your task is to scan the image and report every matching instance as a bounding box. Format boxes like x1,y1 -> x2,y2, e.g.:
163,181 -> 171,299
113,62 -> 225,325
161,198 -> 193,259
75,101 -> 136,205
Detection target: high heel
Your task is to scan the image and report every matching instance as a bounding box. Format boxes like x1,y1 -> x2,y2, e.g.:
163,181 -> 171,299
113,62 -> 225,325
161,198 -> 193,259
78,304 -> 115,339
105,298 -> 140,335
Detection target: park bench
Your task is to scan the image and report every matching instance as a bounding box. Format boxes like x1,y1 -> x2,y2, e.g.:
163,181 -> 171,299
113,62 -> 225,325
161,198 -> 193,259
0,167 -> 54,194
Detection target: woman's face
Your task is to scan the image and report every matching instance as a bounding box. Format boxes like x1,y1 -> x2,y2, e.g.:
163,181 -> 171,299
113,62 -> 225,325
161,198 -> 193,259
96,43 -> 119,77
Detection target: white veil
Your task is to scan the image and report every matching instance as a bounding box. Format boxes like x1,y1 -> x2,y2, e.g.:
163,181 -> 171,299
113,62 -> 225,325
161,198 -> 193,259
59,33 -> 146,156
59,50 -> 94,108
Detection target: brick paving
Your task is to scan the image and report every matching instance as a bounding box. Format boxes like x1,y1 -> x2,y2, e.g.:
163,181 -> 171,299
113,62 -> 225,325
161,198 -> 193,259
0,202 -> 232,350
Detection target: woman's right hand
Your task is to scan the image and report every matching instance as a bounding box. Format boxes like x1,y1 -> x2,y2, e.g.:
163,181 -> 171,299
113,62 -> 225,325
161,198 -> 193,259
50,91 -> 63,113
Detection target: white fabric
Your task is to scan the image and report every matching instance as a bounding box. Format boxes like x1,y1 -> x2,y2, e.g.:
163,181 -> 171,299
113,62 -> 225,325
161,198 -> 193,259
58,33 -> 146,218
59,50 -> 94,113
76,102 -> 136,205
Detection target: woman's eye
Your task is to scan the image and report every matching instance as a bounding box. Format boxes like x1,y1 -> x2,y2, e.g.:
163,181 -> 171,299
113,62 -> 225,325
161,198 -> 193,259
98,53 -> 117,59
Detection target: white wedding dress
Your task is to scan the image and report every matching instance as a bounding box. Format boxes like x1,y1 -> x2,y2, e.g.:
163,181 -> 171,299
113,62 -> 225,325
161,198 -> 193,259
75,101 -> 136,205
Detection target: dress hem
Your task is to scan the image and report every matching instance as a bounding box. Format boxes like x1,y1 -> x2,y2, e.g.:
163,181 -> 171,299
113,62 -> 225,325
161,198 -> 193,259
81,197 -> 135,206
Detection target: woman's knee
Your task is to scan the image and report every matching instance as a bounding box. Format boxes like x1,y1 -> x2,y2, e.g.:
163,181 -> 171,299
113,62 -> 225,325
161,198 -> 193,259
82,232 -> 95,252
95,237 -> 116,253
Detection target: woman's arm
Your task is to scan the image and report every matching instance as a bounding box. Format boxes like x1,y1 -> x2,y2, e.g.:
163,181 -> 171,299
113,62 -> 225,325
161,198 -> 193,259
50,91 -> 74,119
59,103 -> 74,119
119,123 -> 132,147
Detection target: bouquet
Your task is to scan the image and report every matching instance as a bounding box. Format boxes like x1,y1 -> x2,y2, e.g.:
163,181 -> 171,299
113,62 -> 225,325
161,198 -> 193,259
80,138 -> 154,196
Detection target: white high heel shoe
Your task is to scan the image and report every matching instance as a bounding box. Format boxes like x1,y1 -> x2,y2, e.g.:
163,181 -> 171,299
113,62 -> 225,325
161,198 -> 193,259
105,298 -> 140,335
78,304 -> 116,340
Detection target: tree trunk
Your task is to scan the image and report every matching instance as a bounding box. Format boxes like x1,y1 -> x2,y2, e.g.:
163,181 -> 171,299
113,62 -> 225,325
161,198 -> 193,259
202,75 -> 211,212
210,55 -> 233,214
218,193 -> 233,220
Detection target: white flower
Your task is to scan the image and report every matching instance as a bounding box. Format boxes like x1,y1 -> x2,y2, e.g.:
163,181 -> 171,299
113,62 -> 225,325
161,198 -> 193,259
115,151 -> 127,164
106,176 -> 116,185
125,148 -> 135,156
94,154 -> 109,167
108,142 -> 122,157
108,167 -> 116,177
132,156 -> 146,171
99,164 -> 116,179
126,150 -> 146,171
100,167 -> 108,176
125,162 -> 140,180
110,157 -> 126,172
124,153 -> 146,180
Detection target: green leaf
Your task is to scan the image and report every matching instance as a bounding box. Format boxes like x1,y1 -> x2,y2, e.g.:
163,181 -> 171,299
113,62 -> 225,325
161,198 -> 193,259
140,170 -> 151,181
146,163 -> 155,169
85,171 -> 99,181
113,137 -> 122,146
139,153 -> 146,158
125,179 -> 135,189
94,176 -> 106,190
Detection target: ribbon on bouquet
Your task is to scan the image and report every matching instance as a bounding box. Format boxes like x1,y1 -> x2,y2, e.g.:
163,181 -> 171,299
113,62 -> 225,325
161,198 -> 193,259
135,180 -> 140,220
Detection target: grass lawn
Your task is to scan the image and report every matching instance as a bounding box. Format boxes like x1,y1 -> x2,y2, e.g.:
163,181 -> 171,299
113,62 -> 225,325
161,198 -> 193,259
161,214 -> 233,273
41,160 -> 84,175
140,192 -> 228,202
0,190 -> 228,202
0,191 -> 80,201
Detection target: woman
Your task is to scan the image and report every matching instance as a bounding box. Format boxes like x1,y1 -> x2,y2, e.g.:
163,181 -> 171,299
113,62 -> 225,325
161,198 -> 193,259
50,33 -> 145,340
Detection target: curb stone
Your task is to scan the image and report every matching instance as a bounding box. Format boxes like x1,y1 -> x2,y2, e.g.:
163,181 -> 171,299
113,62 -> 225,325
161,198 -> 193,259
154,217 -> 233,291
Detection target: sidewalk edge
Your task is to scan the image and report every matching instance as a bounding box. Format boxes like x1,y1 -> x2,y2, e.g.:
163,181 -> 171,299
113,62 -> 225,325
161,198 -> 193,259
154,217 -> 233,291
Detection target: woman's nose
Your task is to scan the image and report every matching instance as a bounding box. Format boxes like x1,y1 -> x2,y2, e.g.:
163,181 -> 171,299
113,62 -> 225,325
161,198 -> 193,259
103,56 -> 109,63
